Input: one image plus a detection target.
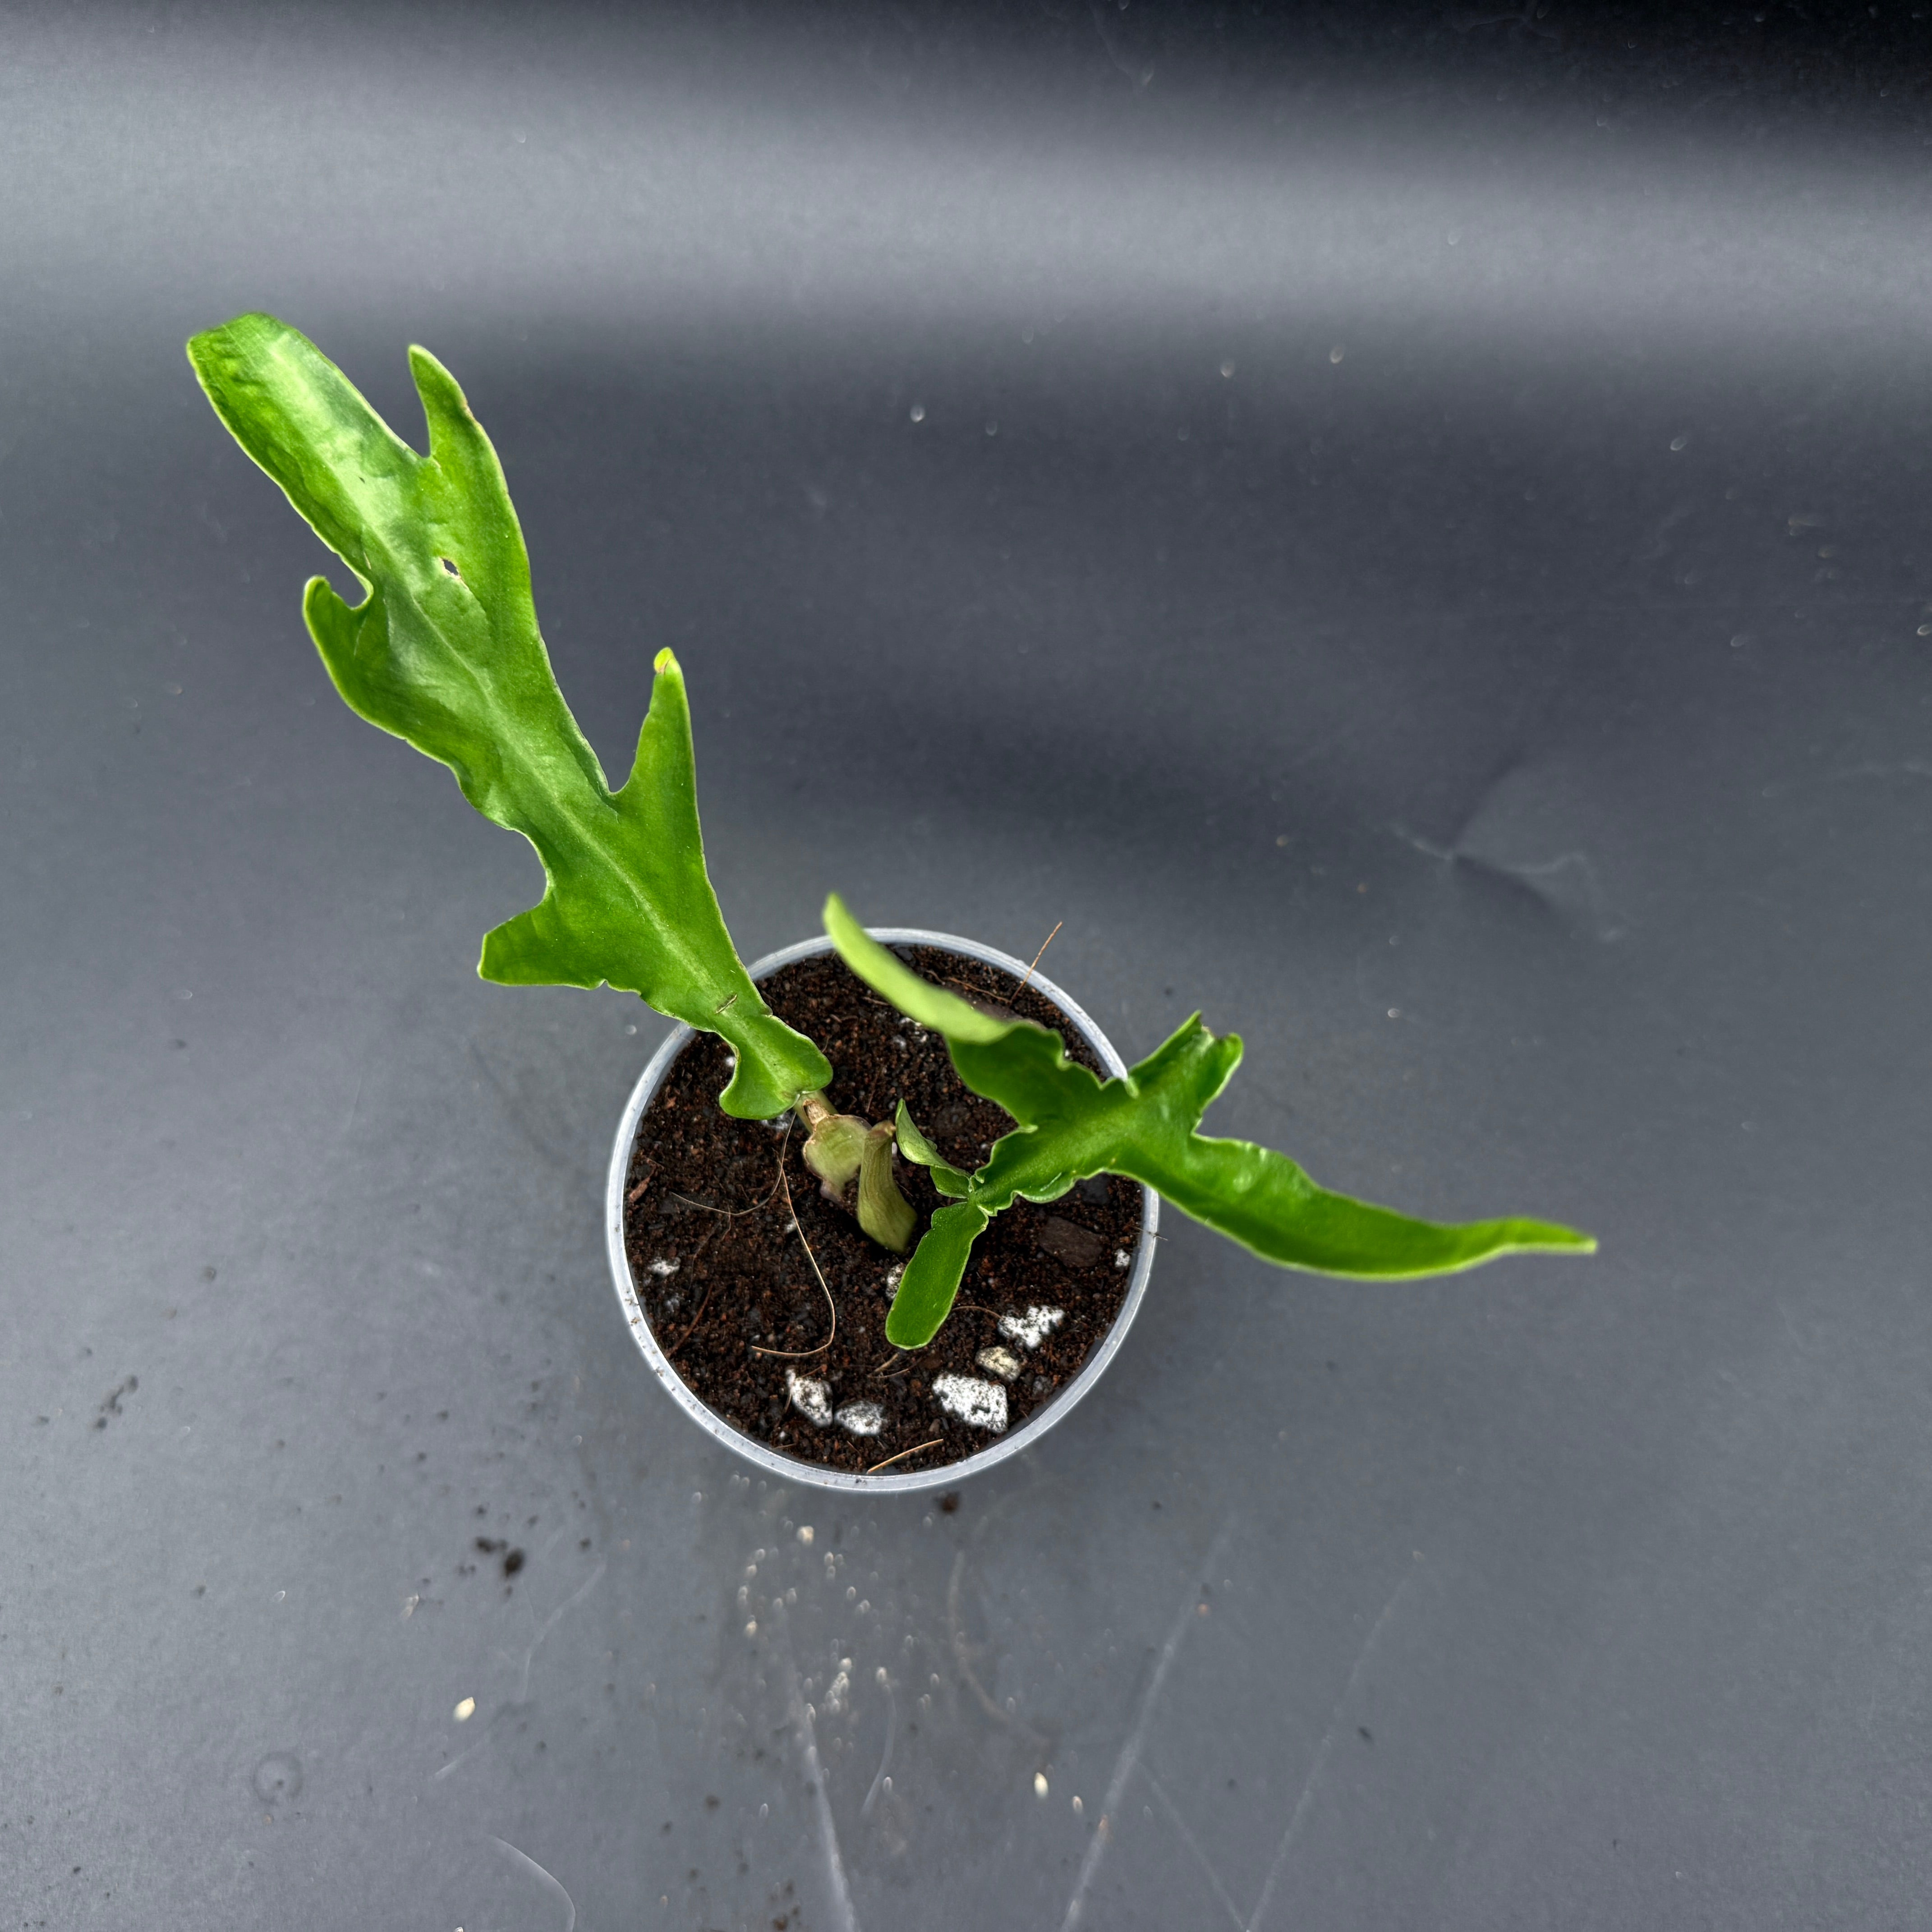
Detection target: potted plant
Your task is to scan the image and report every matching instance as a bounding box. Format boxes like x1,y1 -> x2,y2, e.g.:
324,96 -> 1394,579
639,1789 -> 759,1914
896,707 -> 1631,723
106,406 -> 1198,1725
188,313 -> 1594,1492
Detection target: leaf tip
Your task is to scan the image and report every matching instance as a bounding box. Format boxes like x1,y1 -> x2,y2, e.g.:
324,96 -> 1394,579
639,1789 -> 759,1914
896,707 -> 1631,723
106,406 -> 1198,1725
654,647 -> 680,676
405,341 -> 452,384
184,309 -> 273,364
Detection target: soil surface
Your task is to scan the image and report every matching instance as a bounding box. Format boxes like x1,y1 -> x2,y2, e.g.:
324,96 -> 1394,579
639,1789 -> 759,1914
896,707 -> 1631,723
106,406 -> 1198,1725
623,948 -> 1143,1476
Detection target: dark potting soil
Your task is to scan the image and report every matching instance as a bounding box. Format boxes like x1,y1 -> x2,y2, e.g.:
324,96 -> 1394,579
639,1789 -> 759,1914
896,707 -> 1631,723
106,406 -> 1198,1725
622,948 -> 1143,1476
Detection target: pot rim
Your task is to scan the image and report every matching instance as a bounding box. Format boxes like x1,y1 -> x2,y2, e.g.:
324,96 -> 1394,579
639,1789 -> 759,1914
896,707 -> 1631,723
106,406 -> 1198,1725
604,928 -> 1159,1493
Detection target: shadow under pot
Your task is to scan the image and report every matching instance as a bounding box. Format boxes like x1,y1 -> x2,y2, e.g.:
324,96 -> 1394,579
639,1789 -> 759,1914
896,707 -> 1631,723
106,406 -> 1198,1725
606,929 -> 1158,1494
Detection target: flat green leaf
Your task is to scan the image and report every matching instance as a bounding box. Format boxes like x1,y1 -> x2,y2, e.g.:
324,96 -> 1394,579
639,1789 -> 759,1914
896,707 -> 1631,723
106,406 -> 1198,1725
893,1101 -> 972,1199
188,313 -> 830,1118
825,896 -> 1594,1347
891,1201 -> 992,1343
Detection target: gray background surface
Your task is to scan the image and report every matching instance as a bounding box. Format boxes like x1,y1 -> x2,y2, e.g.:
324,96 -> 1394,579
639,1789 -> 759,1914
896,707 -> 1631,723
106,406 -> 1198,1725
7,3 -> 1932,1925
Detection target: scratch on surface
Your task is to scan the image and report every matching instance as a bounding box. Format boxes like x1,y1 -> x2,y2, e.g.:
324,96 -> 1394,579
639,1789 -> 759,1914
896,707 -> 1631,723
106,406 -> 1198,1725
1086,0 -> 1153,85
515,1559 -> 607,1703
948,1547 -> 1049,1752
432,1735 -> 487,1783
1392,822 -> 1622,941
1244,1560 -> 1420,1932
861,1678 -> 897,1820
782,1630 -> 862,1932
1760,759 -> 1932,799
1141,1766 -> 1246,1932
491,1835 -> 576,1932
1059,1522 -> 1233,1932
945,1477 -> 1058,1753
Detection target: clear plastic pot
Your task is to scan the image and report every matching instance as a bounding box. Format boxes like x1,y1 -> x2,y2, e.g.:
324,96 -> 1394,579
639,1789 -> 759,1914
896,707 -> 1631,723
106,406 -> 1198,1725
604,929 -> 1158,1493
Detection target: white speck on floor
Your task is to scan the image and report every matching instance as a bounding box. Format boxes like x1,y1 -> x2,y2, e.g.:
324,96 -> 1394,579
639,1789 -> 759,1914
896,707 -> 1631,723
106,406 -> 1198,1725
836,1400 -> 883,1436
975,1344 -> 1022,1383
999,1305 -> 1065,1350
786,1370 -> 832,1427
933,1373 -> 1007,1433
648,1257 -> 680,1278
1114,1248 -> 1132,1269
884,1264 -> 904,1298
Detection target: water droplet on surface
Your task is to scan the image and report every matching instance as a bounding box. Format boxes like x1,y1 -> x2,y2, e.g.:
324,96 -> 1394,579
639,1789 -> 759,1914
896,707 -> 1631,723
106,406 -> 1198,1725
1219,359 -> 1235,378
1329,346 -> 1345,364
252,1752 -> 303,1805
1034,1772 -> 1049,1798
984,420 -> 998,437
1670,434 -> 1690,451
909,404 -> 925,423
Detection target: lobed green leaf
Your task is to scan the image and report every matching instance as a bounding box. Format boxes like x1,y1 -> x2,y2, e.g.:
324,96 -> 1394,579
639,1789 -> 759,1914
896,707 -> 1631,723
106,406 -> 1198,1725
825,896 -> 1595,1347
188,313 -> 829,1117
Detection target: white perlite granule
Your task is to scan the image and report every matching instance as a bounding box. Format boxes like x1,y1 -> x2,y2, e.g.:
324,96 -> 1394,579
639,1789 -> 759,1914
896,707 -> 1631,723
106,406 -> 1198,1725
648,1257 -> 680,1278
998,1305 -> 1065,1351
932,1373 -> 1008,1433
785,1370 -> 832,1427
835,1401 -> 883,1437
1114,1248 -> 1133,1270
884,1264 -> 904,1299
975,1344 -> 1022,1383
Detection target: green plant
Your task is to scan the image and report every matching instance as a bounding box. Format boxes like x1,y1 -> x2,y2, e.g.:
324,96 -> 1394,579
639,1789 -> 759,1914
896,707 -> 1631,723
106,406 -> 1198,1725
188,313 -> 832,1121
190,312 -> 935,1250
189,312 -> 1594,1366
825,899 -> 1593,1346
